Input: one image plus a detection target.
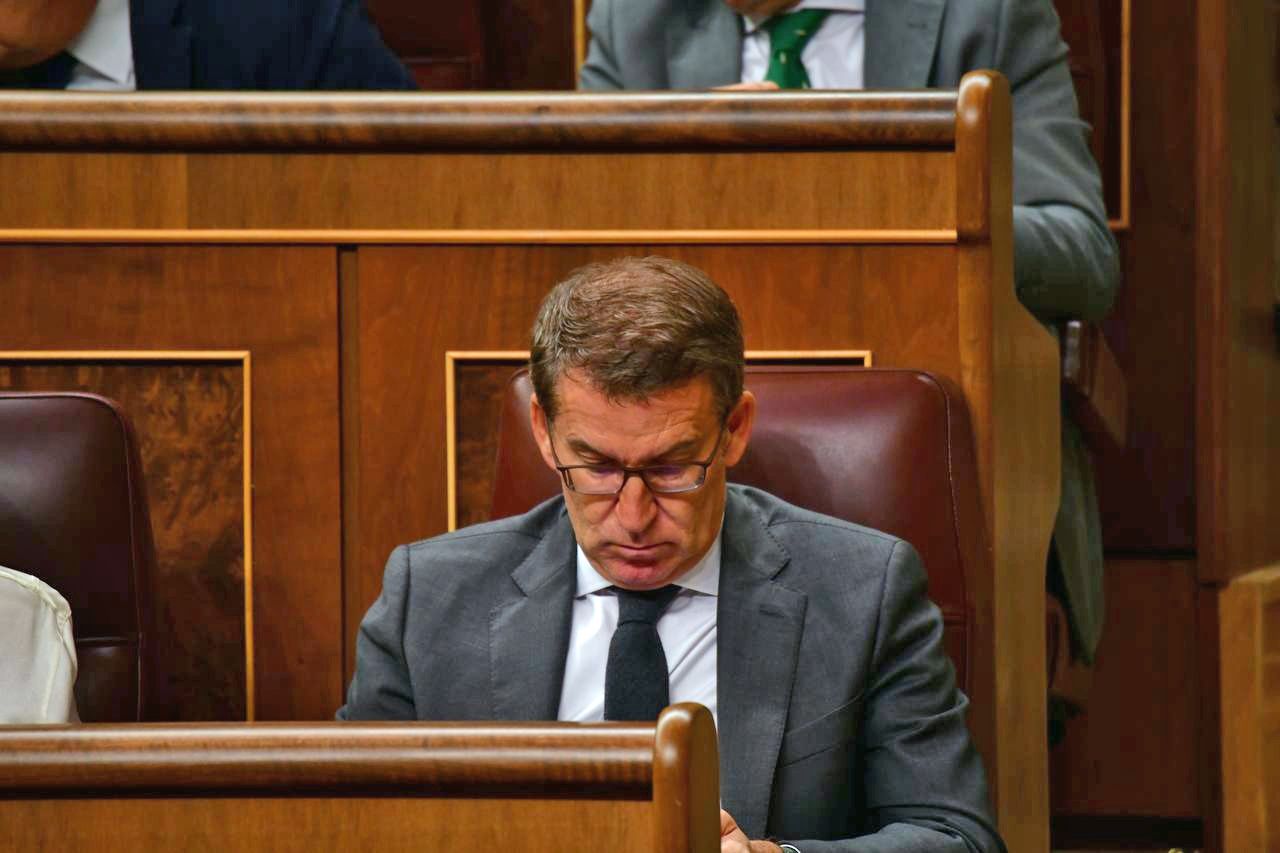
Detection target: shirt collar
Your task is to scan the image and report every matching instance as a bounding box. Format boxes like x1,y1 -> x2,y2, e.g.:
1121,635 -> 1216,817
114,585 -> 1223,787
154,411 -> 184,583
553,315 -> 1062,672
575,523 -> 723,598
66,0 -> 134,86
742,0 -> 865,34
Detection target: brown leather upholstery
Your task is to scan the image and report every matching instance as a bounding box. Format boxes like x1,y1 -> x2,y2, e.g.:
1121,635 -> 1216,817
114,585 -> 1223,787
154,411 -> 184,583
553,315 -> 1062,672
0,392 -> 157,722
491,367 -> 987,692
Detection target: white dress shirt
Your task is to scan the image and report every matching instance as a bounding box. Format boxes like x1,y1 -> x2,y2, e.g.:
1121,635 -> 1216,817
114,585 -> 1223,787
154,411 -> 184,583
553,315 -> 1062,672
66,0 -> 137,91
740,0 -> 866,90
557,530 -> 721,724
0,566 -> 79,724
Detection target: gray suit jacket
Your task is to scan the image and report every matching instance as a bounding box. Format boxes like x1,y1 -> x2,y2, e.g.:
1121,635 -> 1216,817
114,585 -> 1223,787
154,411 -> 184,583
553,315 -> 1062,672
579,0 -> 1111,662
340,485 -> 1004,852
580,0 -> 1119,326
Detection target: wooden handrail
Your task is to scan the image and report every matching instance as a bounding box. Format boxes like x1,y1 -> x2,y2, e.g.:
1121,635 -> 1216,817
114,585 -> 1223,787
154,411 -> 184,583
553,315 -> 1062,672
0,91 -> 956,151
0,720 -> 658,796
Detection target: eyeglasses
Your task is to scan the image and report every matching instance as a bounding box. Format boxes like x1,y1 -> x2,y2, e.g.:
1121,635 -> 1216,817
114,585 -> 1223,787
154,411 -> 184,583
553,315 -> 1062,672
548,428 -> 726,496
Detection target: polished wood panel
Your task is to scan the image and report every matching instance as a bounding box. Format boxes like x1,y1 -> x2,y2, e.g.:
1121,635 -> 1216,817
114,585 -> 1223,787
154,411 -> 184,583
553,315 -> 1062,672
0,361 -> 246,721
1204,568 -> 1280,851
954,75 -> 1059,851
1195,0 -> 1280,586
0,704 -> 719,853
0,799 -> 652,853
1096,0 -> 1198,552
0,91 -> 956,150
1050,559 -> 1200,818
366,0 -> 485,89
454,359 -> 527,531
0,151 -> 954,234
0,246 -> 341,722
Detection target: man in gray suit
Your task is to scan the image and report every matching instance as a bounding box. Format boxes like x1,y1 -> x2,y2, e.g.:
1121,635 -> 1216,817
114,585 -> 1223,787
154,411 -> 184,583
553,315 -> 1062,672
340,256 -> 1004,852
580,0 -> 1114,678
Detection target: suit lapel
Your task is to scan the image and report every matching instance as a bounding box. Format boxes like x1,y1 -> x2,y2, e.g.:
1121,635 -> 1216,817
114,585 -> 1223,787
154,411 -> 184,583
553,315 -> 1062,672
716,490 -> 807,839
130,0 -> 193,89
489,510 -> 577,719
864,0 -> 946,88
667,0 -> 742,88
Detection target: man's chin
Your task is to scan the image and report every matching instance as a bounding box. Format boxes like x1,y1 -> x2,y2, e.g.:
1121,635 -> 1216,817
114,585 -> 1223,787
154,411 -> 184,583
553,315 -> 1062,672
599,555 -> 682,591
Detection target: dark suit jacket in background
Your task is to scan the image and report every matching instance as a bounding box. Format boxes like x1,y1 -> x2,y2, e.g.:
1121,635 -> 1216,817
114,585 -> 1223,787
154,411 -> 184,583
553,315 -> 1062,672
1,0 -> 415,90
580,0 -> 1112,663
340,485 -> 1005,853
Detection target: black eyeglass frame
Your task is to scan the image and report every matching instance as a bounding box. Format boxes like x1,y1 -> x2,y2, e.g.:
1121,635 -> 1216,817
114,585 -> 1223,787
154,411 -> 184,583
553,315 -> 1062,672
547,426 -> 727,496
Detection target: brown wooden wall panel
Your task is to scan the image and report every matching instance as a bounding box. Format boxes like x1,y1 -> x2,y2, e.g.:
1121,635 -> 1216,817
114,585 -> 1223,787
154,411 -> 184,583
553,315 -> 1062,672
366,1 -> 486,90
1050,558 -> 1200,818
0,246 -> 342,721
1205,568 -> 1280,851
0,362 -> 246,721
347,242 -> 961,650
0,150 -> 955,233
0,798 -> 654,852
0,154 -> 189,229
454,360 -> 526,531
1195,0 -> 1280,585
1095,0 -> 1198,553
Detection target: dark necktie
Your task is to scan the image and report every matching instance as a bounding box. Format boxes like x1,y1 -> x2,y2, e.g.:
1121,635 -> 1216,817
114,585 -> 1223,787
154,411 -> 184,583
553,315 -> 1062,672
763,9 -> 831,89
0,51 -> 79,90
603,585 -> 681,721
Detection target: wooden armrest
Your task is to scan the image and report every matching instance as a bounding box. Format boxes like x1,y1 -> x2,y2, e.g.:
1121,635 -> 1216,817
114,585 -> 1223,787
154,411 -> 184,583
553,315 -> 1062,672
1061,320 -> 1128,453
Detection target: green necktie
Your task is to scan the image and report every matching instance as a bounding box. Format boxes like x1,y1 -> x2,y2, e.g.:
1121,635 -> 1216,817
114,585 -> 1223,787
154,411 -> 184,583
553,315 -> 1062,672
763,9 -> 831,89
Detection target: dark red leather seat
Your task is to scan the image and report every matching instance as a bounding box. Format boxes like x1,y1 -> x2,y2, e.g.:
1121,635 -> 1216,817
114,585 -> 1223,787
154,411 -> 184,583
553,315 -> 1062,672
0,392 -> 157,722
490,366 -> 987,692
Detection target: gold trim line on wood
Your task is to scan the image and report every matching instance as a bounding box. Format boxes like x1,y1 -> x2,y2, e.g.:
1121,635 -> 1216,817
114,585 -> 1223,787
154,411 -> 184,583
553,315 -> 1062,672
744,349 -> 872,365
241,352 -> 254,722
574,0 -> 588,75
1114,0 -> 1132,231
443,349 -> 873,533
0,349 -> 256,721
0,350 -> 252,361
0,228 -> 960,246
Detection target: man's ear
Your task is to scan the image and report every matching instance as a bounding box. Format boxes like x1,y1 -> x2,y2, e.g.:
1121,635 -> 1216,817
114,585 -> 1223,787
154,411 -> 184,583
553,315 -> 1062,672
528,392 -> 559,472
721,390 -> 757,467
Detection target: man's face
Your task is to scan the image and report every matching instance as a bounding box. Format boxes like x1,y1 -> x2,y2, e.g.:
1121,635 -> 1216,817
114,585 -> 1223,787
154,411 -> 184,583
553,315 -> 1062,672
0,0 -> 96,70
721,0 -> 799,18
530,371 -> 755,591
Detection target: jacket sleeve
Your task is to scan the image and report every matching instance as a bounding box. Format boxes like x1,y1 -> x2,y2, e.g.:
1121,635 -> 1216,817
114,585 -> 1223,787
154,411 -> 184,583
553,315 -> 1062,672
785,542 -> 1007,853
1001,0 -> 1120,321
336,545 -> 418,720
579,0 -> 626,90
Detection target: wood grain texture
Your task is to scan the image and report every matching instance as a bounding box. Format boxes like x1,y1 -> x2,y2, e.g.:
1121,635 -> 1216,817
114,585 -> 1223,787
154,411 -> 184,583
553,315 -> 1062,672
955,72 -> 1058,853
1204,568 -> 1280,851
0,246 -> 341,722
1195,0 -> 1280,585
0,91 -> 956,150
454,360 -> 523,530
0,362 -> 246,721
0,798 -> 654,853
1050,559 -> 1200,818
1095,0 -> 1198,552
366,0 -> 486,89
0,722 -> 655,794
0,150 -> 953,233
0,706 -> 719,852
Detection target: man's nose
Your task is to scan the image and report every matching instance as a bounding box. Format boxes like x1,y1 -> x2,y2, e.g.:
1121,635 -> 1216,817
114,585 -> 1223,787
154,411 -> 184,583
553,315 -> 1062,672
613,472 -> 657,535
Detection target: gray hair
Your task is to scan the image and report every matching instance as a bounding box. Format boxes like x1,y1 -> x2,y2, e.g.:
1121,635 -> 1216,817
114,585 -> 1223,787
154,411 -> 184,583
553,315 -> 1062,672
530,256 -> 745,422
